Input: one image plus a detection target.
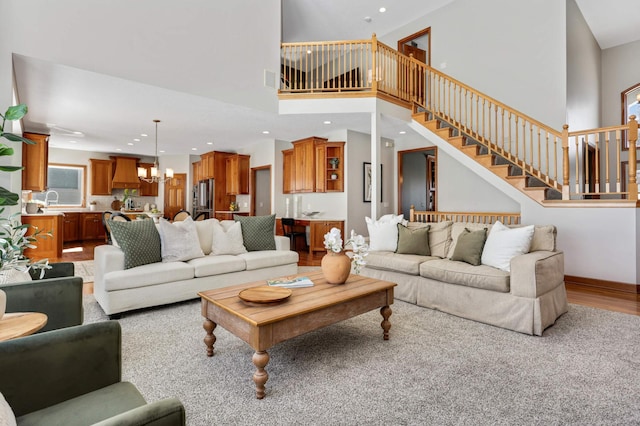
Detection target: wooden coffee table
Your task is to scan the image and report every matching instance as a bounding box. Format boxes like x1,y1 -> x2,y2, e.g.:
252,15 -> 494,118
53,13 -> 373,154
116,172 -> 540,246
198,270 -> 396,399
0,312 -> 48,341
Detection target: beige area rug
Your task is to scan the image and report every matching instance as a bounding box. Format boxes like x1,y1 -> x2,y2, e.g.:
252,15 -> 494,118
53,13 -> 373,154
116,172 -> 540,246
72,260 -> 94,283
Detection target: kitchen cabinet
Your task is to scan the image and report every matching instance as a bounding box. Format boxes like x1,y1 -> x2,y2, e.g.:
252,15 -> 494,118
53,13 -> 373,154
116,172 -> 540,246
62,212 -> 81,242
309,220 -> 344,254
90,159 -> 113,195
192,160 -> 202,183
283,137 -> 344,193
226,154 -> 250,195
22,132 -> 49,191
137,162 -> 158,196
82,212 -> 105,240
282,149 -> 294,194
22,214 -> 63,260
200,152 -> 216,180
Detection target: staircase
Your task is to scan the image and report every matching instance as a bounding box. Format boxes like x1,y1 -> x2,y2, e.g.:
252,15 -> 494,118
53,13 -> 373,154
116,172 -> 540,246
413,112 -> 563,204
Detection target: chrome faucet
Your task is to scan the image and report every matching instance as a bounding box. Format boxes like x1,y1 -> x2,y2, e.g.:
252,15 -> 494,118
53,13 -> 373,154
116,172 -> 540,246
44,190 -> 59,206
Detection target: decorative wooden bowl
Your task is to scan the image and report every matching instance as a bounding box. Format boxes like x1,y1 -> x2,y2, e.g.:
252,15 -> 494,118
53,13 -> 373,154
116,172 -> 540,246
238,286 -> 292,306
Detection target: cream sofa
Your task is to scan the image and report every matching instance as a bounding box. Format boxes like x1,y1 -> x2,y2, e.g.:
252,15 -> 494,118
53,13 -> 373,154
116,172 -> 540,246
94,219 -> 298,317
360,221 -> 567,336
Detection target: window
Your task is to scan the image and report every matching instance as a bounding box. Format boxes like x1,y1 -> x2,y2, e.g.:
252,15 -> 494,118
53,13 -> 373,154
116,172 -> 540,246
31,164 -> 86,207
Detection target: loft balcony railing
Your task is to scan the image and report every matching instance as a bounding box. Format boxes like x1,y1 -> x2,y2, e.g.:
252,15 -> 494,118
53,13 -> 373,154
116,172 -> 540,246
280,35 -> 639,202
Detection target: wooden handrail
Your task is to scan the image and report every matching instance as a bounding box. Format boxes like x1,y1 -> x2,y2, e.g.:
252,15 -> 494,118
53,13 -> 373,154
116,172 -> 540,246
280,35 -> 640,203
409,206 -> 521,225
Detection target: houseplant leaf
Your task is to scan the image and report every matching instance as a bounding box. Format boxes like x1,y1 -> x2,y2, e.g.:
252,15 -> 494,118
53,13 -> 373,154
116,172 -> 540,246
2,104 -> 28,121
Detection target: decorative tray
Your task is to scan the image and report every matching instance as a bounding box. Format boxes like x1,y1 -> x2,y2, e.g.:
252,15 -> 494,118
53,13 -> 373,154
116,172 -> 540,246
238,286 -> 292,306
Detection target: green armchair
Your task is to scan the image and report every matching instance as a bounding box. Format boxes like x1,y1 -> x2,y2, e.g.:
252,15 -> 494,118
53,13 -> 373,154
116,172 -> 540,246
0,321 -> 185,425
0,262 -> 83,332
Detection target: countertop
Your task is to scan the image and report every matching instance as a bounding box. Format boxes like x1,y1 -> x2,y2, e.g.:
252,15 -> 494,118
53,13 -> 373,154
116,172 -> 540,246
277,216 -> 344,221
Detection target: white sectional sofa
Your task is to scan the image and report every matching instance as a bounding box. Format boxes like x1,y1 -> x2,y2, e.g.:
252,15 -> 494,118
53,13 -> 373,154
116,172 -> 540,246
360,219 -> 567,336
94,217 -> 298,317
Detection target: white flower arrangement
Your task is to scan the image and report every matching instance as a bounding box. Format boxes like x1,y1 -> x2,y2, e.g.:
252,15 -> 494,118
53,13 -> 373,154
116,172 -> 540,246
323,227 -> 369,274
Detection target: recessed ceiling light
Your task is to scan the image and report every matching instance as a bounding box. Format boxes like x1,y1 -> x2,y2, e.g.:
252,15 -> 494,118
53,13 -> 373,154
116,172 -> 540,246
379,7 -> 386,13
159,150 -> 165,153
133,138 -> 140,142
206,142 -> 213,145
323,120 -> 332,125
141,133 -> 148,137
262,130 -> 270,134
72,131 -> 83,135
364,16 -> 372,23
191,148 -> 197,151
127,142 -> 134,146
69,140 -> 77,144
399,131 -> 406,134
116,148 -> 122,151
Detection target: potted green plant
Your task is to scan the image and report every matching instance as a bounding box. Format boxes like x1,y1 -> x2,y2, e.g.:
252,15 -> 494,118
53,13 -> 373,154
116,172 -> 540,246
0,104 -> 50,284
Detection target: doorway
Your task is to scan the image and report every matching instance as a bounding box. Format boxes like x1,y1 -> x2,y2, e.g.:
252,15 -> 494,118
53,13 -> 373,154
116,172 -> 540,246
398,147 -> 437,217
398,27 -> 430,105
164,173 -> 187,220
251,166 -> 271,216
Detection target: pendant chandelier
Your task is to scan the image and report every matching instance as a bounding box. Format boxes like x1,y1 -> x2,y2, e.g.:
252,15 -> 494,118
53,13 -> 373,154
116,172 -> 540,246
138,119 -> 174,183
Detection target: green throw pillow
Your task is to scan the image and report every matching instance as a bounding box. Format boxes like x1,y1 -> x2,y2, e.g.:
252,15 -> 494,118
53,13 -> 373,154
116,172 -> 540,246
234,214 -> 276,251
109,219 -> 162,269
451,227 -> 487,266
396,224 -> 431,256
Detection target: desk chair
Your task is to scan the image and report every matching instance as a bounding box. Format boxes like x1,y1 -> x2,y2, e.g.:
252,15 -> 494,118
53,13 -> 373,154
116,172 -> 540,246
281,218 -> 306,251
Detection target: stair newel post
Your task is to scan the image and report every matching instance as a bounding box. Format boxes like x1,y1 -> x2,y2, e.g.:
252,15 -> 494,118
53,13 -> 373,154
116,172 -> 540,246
371,33 -> 378,94
562,124 -> 570,200
628,115 -> 638,201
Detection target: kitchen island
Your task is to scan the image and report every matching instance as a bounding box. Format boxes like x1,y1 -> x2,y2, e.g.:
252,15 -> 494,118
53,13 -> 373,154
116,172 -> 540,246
21,212 -> 64,260
275,217 -> 344,255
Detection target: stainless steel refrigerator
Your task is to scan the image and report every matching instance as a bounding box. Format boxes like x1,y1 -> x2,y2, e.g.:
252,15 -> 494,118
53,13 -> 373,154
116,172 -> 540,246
193,178 -> 214,218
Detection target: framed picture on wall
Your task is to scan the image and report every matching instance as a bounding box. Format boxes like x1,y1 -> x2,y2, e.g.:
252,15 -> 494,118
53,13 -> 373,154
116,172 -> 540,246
363,162 -> 372,202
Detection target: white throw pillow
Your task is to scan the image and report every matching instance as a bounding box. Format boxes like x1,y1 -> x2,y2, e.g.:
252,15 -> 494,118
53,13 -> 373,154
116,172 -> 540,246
211,221 -> 247,255
194,218 -> 220,255
158,217 -> 205,263
481,221 -> 534,272
0,391 -> 17,426
0,268 -> 32,284
365,215 -> 406,252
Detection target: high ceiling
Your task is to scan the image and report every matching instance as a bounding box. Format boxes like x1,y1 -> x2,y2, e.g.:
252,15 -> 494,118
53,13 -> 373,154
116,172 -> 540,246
11,0 -> 638,156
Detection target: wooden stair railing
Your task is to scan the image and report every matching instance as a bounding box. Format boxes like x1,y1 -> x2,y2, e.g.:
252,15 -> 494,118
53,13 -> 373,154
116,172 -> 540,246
280,35 -> 640,203
409,206 -> 521,225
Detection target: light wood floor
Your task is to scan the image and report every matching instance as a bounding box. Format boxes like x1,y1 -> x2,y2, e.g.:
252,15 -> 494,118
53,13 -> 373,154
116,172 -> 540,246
58,240 -> 640,317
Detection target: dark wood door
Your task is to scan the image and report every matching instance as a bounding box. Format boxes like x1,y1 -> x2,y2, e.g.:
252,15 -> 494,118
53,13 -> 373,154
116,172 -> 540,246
164,173 -> 187,220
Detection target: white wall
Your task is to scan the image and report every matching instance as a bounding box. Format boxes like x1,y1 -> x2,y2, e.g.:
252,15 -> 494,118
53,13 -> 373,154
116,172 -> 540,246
601,40 -> 640,127
346,130 -> 371,236
381,0 -> 567,129
566,0 -> 601,130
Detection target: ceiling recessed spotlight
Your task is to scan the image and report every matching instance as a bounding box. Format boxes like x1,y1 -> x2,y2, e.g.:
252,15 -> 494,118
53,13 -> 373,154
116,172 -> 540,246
364,16 -> 372,23
379,7 -> 386,13
399,131 -> 406,134
323,120 -> 332,125
69,140 -> 77,144
262,130 -> 270,134
141,133 -> 148,137
72,131 -> 83,135
133,138 -> 140,142
206,142 -> 213,145
191,148 -> 197,151
127,142 -> 134,146
159,150 -> 165,153
116,148 -> 122,151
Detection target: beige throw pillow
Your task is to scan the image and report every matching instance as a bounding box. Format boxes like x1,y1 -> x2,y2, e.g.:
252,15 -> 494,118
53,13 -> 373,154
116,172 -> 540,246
211,221 -> 247,255
158,217 -> 205,263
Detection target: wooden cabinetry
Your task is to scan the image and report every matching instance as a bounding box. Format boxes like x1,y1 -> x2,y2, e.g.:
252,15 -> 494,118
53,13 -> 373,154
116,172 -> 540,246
309,220 -> 344,254
137,162 -> 159,196
62,212 -> 81,242
89,159 -> 113,195
22,132 -> 49,191
81,212 -> 105,240
226,154 -> 250,195
22,214 -> 63,260
192,160 -> 202,183
282,149 -> 294,194
283,137 -> 344,193
200,152 -> 216,180
319,142 -> 345,192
